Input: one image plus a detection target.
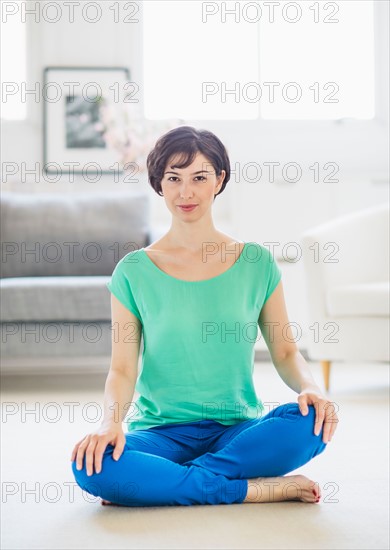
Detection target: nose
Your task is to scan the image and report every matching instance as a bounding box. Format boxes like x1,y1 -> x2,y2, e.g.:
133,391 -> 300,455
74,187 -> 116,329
179,181 -> 194,199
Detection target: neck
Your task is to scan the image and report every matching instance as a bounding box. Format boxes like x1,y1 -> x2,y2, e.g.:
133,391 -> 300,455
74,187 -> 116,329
165,218 -> 224,253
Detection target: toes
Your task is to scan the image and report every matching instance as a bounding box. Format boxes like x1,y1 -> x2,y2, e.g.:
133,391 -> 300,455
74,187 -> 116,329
310,481 -> 321,498
312,490 -> 321,503
101,499 -> 125,507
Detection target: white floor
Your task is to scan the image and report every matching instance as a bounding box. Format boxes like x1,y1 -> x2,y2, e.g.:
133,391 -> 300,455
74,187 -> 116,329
1,360 -> 389,550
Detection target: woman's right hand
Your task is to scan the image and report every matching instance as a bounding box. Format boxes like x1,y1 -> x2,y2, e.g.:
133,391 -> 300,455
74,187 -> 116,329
71,424 -> 126,476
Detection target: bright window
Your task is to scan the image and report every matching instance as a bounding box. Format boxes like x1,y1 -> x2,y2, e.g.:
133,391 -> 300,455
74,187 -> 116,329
258,0 -> 375,120
0,9 -> 27,120
143,0 -> 375,121
143,0 -> 260,120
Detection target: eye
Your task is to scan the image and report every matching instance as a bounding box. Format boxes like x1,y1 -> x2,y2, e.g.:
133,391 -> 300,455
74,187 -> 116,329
167,176 -> 179,182
194,176 -> 206,181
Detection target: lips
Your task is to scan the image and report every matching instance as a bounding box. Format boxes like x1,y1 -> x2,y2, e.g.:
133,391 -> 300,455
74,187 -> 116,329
177,205 -> 198,211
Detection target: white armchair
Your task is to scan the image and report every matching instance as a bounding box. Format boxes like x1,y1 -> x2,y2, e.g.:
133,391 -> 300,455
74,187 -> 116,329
300,203 -> 389,391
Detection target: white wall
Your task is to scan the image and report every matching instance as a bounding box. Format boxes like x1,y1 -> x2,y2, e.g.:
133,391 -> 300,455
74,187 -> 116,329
2,0 -> 389,352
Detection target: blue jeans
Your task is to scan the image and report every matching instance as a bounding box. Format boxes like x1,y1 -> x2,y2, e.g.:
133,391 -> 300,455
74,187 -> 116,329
71,402 -> 327,506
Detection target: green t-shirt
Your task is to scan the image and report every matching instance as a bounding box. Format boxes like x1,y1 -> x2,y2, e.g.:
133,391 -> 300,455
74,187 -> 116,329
106,241 -> 282,432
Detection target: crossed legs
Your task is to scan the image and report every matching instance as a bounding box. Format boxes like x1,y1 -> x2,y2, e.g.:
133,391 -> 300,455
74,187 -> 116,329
71,402 -> 327,506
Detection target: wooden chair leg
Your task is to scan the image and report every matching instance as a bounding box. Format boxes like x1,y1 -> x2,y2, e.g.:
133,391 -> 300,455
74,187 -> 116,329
321,360 -> 331,392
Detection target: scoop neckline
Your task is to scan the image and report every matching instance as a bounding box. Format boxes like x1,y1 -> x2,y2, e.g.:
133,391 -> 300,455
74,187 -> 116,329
138,241 -> 251,284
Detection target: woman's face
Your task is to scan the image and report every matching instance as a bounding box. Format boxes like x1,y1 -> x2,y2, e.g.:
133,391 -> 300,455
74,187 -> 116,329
160,152 -> 225,220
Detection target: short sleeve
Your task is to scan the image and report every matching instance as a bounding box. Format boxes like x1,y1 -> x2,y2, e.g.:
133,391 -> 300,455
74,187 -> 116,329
106,256 -> 142,321
264,248 -> 282,303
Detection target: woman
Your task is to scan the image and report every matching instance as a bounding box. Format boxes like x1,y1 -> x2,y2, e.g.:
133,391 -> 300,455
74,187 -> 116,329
71,126 -> 338,507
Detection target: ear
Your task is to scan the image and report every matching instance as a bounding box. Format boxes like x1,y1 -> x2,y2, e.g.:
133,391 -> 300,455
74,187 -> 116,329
216,169 -> 226,191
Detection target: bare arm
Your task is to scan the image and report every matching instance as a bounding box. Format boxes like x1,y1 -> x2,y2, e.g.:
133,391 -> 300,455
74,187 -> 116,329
258,280 -> 320,393
270,349 -> 321,395
71,294 -> 142,475
102,294 -> 143,427
259,281 -> 339,444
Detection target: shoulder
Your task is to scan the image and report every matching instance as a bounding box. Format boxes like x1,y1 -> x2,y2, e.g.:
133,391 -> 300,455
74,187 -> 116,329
242,242 -> 280,272
144,236 -> 169,252
244,241 -> 273,259
112,248 -> 144,274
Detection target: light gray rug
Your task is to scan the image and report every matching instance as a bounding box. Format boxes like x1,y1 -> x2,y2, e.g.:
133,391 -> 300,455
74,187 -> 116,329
1,360 -> 388,550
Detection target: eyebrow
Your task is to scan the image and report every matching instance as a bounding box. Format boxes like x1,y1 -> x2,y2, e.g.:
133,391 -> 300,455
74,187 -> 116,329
164,170 -> 213,176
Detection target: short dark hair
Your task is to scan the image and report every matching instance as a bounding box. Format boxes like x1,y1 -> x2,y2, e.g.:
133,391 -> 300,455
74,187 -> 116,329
146,126 -> 230,200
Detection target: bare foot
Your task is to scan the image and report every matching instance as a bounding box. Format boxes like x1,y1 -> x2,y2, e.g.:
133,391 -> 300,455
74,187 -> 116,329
243,474 -> 321,504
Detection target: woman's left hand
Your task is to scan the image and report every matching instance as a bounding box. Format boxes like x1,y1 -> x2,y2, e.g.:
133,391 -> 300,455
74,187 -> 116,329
297,389 -> 339,444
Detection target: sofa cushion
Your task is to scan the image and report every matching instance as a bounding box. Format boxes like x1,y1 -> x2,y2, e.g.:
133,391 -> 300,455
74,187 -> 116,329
1,322 -> 113,360
1,276 -> 112,322
0,191 -> 150,277
326,282 -> 389,317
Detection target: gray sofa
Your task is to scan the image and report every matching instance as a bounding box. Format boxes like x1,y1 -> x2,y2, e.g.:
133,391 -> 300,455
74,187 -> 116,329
0,191 -> 155,375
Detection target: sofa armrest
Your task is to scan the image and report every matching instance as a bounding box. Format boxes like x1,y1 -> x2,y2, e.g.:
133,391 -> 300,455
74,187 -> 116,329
301,203 -> 389,285
300,203 -> 389,322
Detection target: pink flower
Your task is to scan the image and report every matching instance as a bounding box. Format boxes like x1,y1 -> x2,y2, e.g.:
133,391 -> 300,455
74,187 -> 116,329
98,100 -> 183,172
